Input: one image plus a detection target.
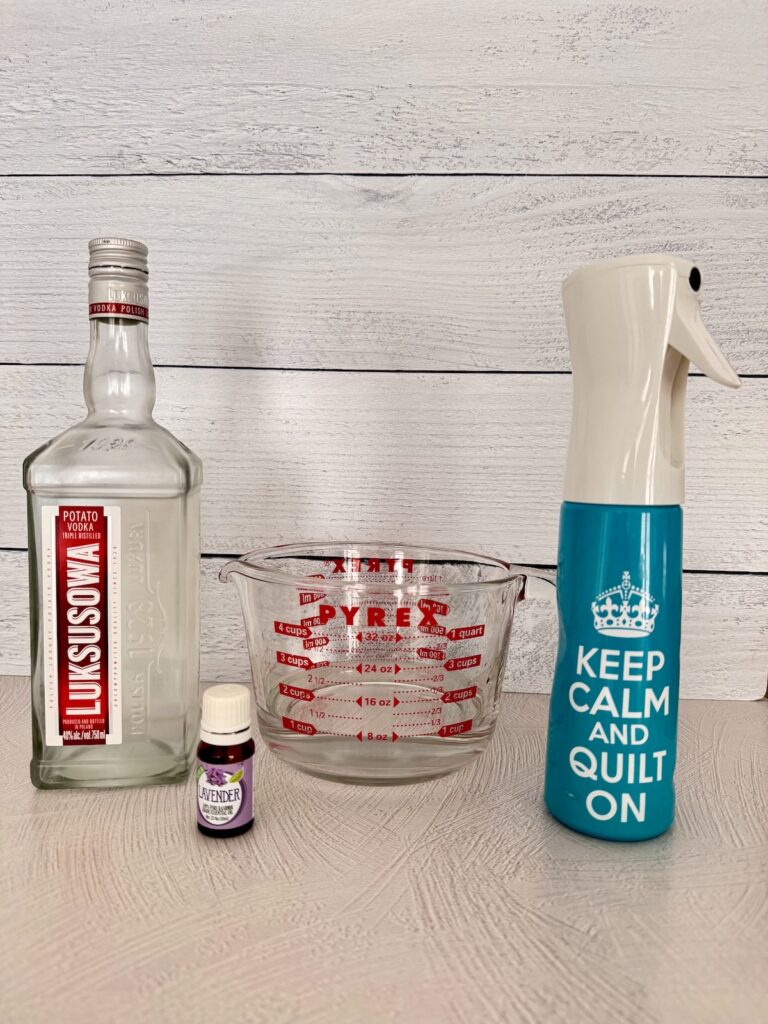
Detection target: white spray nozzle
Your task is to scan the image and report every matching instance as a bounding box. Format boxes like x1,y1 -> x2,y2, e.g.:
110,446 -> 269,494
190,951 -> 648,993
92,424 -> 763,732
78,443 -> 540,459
562,254 -> 740,506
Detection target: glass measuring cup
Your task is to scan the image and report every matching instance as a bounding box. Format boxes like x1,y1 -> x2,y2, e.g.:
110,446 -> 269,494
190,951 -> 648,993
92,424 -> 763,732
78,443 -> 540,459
220,542 -> 553,784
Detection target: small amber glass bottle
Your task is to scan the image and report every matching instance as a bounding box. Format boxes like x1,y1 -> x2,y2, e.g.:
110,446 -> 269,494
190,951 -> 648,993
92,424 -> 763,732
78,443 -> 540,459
196,685 -> 255,838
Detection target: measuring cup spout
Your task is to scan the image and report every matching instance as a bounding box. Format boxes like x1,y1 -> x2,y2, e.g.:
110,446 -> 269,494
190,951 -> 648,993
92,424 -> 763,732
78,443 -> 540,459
219,558 -> 262,585
219,560 -> 236,584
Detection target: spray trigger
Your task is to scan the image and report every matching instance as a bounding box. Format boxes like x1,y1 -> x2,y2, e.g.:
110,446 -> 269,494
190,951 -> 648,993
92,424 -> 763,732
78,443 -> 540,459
670,271 -> 740,389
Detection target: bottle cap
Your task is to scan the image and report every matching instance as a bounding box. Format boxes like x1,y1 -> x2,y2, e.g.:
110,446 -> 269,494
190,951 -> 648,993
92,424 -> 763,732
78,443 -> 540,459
88,237 -> 148,275
200,684 -> 252,744
87,238 -> 149,321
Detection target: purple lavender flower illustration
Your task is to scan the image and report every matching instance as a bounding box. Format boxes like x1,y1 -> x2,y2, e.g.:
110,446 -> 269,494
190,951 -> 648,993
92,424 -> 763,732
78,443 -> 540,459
206,766 -> 227,786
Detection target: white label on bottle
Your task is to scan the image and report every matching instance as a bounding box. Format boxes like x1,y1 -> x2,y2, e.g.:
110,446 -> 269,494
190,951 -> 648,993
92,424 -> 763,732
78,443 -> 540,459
41,504 -> 122,746
88,278 -> 149,322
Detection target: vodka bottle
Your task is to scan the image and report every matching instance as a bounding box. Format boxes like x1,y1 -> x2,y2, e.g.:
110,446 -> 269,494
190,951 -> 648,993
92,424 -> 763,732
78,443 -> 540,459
24,238 -> 202,788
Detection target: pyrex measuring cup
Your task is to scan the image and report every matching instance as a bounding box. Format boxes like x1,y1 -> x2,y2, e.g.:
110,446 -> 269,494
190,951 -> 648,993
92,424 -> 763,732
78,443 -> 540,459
221,543 -> 552,783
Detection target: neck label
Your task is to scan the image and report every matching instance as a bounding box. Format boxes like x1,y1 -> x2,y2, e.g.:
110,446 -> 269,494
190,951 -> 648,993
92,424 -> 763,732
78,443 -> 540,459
89,302 -> 148,322
88,277 -> 149,322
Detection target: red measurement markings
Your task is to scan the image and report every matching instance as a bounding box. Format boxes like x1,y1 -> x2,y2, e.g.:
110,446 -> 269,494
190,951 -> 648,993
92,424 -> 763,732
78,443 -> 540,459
303,635 -> 329,651
395,703 -> 440,711
301,614 -> 324,628
417,597 -> 450,636
444,654 -> 482,672
447,624 -> 486,642
417,646 -> 446,661
356,662 -> 402,675
396,720 -> 442,730
276,651 -> 329,671
274,620 -> 312,639
299,590 -> 325,606
438,720 -> 473,737
396,694 -> 443,705
441,685 -> 477,704
282,716 -> 317,736
356,731 -> 399,742
418,622 -> 447,637
355,631 -> 405,643
279,682 -> 315,702
356,695 -> 400,707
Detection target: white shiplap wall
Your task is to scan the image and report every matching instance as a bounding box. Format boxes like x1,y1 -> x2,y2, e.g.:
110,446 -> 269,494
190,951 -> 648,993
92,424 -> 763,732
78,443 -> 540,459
0,1 -> 766,697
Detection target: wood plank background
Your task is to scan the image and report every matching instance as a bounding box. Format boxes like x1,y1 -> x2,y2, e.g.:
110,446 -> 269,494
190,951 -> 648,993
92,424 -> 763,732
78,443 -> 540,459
0,177 -> 766,371
0,1 -> 765,697
2,1 -> 766,174
1,367 -> 765,570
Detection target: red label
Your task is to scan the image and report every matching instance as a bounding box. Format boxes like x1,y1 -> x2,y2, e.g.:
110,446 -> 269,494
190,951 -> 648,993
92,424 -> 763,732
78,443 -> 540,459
444,654 -> 482,672
279,683 -> 315,702
418,622 -> 447,637
303,635 -> 329,650
417,646 -> 445,661
274,620 -> 311,638
442,686 -> 477,704
438,720 -> 473,737
89,302 -> 149,322
54,507 -> 110,745
418,598 -> 450,617
282,716 -> 316,736
447,624 -> 485,641
301,614 -> 324,628
276,651 -> 313,670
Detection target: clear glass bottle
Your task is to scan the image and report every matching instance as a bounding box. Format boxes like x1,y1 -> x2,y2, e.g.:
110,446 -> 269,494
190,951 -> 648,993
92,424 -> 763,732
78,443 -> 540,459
24,238 -> 202,789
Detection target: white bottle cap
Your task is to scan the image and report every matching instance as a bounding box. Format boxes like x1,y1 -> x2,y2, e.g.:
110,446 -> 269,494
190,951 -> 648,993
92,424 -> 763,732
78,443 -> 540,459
200,684 -> 252,745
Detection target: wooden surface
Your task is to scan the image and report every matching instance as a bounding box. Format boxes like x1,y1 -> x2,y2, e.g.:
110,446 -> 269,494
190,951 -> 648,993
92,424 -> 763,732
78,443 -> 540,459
2,1 -> 766,174
1,676 -> 766,1024
0,176 -> 766,371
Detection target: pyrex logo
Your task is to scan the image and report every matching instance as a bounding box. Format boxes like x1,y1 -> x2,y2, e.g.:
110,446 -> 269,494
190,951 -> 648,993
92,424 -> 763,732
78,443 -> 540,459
315,596 -> 448,631
329,557 -> 414,575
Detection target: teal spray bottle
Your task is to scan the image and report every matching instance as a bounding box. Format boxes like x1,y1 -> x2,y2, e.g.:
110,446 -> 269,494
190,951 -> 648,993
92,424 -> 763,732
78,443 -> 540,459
544,255 -> 740,841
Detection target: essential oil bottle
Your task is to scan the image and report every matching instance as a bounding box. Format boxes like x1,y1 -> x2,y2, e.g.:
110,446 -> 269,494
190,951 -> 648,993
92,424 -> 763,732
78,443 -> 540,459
196,685 -> 255,838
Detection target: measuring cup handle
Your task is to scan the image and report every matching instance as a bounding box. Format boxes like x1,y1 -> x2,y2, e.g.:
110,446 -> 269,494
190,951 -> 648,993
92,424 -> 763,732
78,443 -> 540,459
505,565 -> 558,691
510,565 -> 557,603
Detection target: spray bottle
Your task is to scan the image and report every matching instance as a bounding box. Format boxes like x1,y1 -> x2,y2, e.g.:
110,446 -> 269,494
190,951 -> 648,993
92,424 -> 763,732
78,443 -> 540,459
544,255 -> 740,841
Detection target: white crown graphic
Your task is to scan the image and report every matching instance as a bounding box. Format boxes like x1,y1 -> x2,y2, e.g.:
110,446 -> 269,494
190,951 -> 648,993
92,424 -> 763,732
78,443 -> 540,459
591,571 -> 659,638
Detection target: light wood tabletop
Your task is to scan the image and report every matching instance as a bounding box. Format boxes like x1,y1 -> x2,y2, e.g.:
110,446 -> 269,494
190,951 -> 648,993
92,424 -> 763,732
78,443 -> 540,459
2,676 -> 766,1024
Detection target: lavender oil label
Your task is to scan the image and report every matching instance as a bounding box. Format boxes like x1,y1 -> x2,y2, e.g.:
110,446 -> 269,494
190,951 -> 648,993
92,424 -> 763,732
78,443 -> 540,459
196,757 -> 254,830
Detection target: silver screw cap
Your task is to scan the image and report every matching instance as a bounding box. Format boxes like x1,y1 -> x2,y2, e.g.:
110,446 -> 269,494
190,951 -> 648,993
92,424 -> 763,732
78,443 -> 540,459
88,237 -> 148,275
